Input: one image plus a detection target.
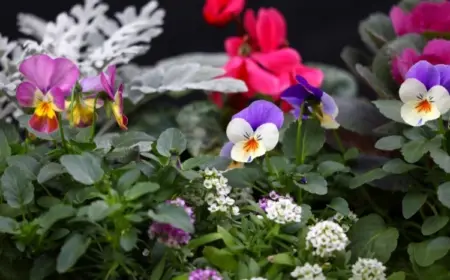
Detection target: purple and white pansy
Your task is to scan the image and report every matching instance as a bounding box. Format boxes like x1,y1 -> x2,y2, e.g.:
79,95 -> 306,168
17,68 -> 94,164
224,100 -> 284,163
399,60 -> 450,127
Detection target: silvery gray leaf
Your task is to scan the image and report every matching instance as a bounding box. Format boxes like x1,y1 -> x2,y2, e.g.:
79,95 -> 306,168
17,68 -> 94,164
156,52 -> 228,68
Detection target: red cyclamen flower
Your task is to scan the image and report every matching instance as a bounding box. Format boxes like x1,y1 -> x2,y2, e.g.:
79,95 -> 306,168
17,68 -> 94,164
203,0 -> 245,26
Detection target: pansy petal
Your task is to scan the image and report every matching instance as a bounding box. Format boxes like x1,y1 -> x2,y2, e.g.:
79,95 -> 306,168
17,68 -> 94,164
296,75 -> 323,99
401,101 -> 440,126
405,60 -> 440,89
321,115 -> 340,129
399,78 -> 427,103
29,113 -> 59,134
226,118 -> 254,143
280,84 -> 307,108
254,123 -> 279,151
321,92 -> 339,118
48,87 -> 66,112
80,76 -> 104,93
101,72 -> 114,98
220,142 -> 234,158
245,59 -> 280,95
16,82 -> 42,107
84,98 -> 104,109
106,65 -> 117,88
435,64 -> 450,91
295,64 -> 324,88
428,85 -> 450,114
225,37 -> 244,57
19,54 -> 55,92
232,100 -> 284,130
231,140 -> 266,163
48,58 -> 80,93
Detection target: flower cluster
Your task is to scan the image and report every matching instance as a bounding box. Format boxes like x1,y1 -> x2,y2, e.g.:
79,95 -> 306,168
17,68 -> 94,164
258,191 -> 302,224
189,268 -> 222,280
305,220 -> 348,258
201,168 -> 239,215
148,198 -> 195,248
330,211 -> 359,232
16,54 -> 127,134
290,263 -> 326,280
203,0 -> 323,110
349,258 -> 387,280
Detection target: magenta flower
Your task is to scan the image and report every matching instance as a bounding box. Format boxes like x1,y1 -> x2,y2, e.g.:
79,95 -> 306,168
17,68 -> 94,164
390,2 -> 450,36
189,268 -> 222,280
392,39 -> 450,84
16,54 -> 79,133
148,198 -> 195,248
100,66 -> 128,130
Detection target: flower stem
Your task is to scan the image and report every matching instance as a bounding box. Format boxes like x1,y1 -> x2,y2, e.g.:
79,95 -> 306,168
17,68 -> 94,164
90,94 -> 100,142
438,117 -> 446,135
333,129 -> 345,154
295,104 -> 305,165
57,113 -> 68,153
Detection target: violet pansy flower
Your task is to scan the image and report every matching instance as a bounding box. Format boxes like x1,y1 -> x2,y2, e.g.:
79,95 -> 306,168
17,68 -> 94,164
16,54 -> 79,133
225,100 -> 284,163
280,76 -> 339,129
399,61 -> 450,127
100,65 -> 128,130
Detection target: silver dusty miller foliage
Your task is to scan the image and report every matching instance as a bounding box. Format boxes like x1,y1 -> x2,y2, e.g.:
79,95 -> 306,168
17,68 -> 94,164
0,0 -> 247,121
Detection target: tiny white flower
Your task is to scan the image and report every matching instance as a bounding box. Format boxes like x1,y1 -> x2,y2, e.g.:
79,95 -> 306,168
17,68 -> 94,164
349,258 -> 386,280
203,179 -> 213,189
291,263 -> 326,280
306,220 -> 348,258
231,206 -> 240,215
205,193 -> 216,205
204,168 -> 213,176
263,197 -> 302,224
208,204 -> 219,212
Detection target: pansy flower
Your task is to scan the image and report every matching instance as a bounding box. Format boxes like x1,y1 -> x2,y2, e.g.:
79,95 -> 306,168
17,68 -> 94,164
16,54 -> 79,133
281,76 -> 339,129
225,100 -> 283,163
220,142 -> 244,169
399,61 -> 450,126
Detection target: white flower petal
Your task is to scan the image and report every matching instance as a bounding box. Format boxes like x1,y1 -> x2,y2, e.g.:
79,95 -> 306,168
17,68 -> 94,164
401,101 -> 440,126
428,85 -> 450,114
230,140 -> 266,163
226,118 -> 253,143
399,78 -> 427,103
254,123 -> 279,151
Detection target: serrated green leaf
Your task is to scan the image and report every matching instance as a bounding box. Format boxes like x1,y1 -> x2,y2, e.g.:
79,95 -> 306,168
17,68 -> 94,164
437,182 -> 450,209
382,158 -> 418,174
349,168 -> 389,189
402,192 -> 427,219
401,139 -> 429,163
317,161 -> 349,177
422,216 -> 449,236
148,203 -> 194,233
38,204 -> 75,233
60,153 -> 104,185
37,163 -> 66,184
125,182 -> 160,201
295,173 -> 327,195
117,169 -> 141,193
224,167 -> 261,188
7,155 -> 40,180
327,197 -> 350,216
56,234 -> 91,273
414,237 -> 450,267
430,148 -> 450,173
1,165 -> 34,208
156,128 -> 187,157
372,100 -> 403,122
375,135 -> 405,151
282,119 -> 325,158
0,216 -> 18,233
120,228 -> 138,252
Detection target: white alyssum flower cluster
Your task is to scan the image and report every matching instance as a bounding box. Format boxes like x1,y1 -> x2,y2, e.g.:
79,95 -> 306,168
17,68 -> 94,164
305,220 -> 348,258
330,211 -> 359,232
265,197 -> 302,224
350,258 -> 387,280
201,168 -> 239,215
290,263 -> 326,280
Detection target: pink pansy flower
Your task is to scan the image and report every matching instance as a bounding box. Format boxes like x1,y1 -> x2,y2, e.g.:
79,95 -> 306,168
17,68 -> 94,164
390,2 -> 450,36
16,54 -> 79,133
100,66 -> 128,130
392,39 -> 450,84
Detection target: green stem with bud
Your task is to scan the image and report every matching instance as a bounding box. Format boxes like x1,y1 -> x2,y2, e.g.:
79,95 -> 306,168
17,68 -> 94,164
57,113 -> 68,153
90,94 -> 101,142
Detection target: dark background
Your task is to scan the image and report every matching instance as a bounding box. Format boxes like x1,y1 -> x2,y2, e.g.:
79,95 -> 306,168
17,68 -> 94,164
0,0 -> 396,68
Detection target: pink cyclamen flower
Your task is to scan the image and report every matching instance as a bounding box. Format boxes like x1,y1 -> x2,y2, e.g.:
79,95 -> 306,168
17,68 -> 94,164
148,198 -> 195,248
203,0 -> 245,26
16,54 -> 79,133
392,39 -> 450,84
189,268 -> 222,280
390,2 -> 450,36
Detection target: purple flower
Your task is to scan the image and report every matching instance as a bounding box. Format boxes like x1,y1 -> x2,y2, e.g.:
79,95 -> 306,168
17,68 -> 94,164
281,75 -> 339,129
16,54 -> 79,133
148,198 -> 195,248
189,268 -> 222,280
225,100 -> 284,163
399,60 -> 450,126
392,39 -> 450,84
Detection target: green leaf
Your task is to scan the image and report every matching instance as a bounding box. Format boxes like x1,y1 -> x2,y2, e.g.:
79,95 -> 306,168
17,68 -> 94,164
282,119 -> 325,158
117,169 -> 141,192
327,197 -> 350,216
349,168 -> 389,189
349,214 -> 399,263
182,155 -> 230,170
37,196 -> 60,209
7,155 -> 40,180
358,13 -> 396,52
203,246 -> 238,271
150,255 -> 166,280
437,182 -> 450,209
148,203 -> 194,233
317,161 -> 349,177
188,233 -> 222,249
356,65 -> 393,98
375,135 -> 405,151
309,63 -> 358,97
430,148 -> 450,173
125,182 -> 160,201
85,201 -> 115,222
1,165 -> 34,208
60,153 -> 104,185
224,168 -> 262,188
37,163 -> 66,184
382,158 -> 418,174
401,139 -> 428,163
120,228 -> 138,252
344,148 -> 359,161
56,234 -> 91,273
38,204 -> 76,233
0,129 -> 11,160
422,216 -> 449,236
402,192 -> 427,219
30,255 -> 55,280
0,216 -> 18,233
112,131 -> 155,148
387,272 -> 405,280
156,128 -> 187,157
269,252 -> 295,266
414,237 -> 450,267
372,100 -> 403,122
217,226 -> 237,249
295,173 -> 328,195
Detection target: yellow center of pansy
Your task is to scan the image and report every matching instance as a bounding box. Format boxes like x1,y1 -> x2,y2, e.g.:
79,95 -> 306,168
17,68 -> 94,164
35,101 -> 57,119
243,137 -> 260,153
70,102 -> 94,126
415,99 -> 432,113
